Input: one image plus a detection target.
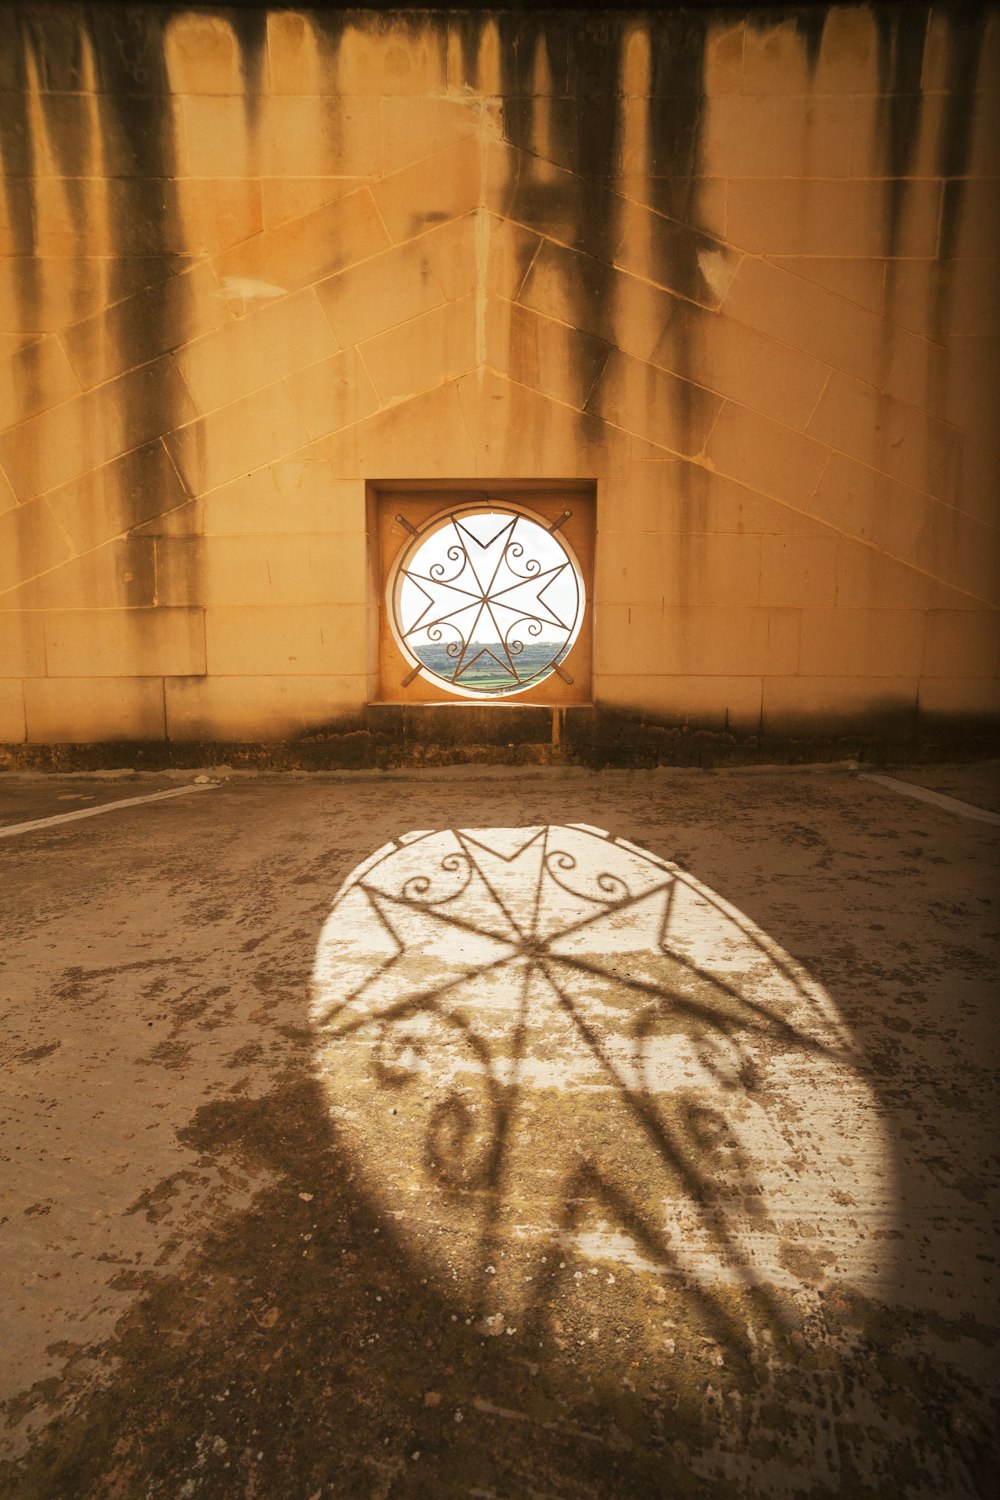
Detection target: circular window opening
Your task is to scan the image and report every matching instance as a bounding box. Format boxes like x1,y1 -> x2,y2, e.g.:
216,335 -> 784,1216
388,505 -> 584,699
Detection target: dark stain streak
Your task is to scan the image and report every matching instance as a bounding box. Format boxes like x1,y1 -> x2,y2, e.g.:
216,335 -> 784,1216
454,9 -> 483,93
926,8 -> 988,389
647,13 -> 708,462
228,6 -> 268,130
794,7 -> 828,74
3,6 -> 199,603
744,5 -> 828,77
1,15 -> 49,594
36,48 -> 91,365
935,7 -> 987,265
0,11 -> 40,334
94,13 -> 194,593
491,6 -> 712,463
874,5 -> 930,270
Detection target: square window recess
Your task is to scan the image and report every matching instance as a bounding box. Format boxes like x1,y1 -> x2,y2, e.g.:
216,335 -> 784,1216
371,483 -> 594,706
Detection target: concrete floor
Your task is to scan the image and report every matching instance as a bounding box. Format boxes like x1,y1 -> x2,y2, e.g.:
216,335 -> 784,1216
0,764 -> 997,1499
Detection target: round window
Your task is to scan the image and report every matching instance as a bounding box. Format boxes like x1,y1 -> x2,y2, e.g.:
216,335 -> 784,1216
388,504 -> 584,699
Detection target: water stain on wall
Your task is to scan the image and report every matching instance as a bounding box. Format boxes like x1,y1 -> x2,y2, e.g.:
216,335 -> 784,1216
0,3 -> 995,748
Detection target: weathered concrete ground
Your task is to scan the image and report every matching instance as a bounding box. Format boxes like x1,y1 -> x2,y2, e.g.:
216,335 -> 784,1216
1,764 -> 997,1499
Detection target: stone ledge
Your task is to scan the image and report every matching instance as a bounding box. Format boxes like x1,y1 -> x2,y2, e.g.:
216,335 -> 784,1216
1,706 -> 996,774
366,701 -> 592,747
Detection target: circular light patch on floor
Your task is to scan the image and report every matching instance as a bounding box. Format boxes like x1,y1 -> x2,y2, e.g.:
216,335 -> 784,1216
311,825 -> 889,1327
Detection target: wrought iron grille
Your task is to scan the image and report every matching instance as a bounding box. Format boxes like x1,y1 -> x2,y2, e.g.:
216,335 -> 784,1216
388,505 -> 584,697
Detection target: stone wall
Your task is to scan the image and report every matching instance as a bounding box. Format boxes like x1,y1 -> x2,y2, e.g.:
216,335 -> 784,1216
0,2 -> 997,757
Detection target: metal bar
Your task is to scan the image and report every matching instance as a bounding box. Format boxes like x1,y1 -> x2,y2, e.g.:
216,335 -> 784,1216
548,509 -> 572,533
401,664 -> 422,687
395,514 -> 419,537
553,662 -> 574,684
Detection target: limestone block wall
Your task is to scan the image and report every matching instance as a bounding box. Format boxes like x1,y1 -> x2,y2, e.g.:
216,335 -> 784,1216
0,2 -> 997,749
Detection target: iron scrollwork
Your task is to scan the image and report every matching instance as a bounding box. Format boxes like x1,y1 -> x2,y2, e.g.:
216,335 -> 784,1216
391,507 -> 583,697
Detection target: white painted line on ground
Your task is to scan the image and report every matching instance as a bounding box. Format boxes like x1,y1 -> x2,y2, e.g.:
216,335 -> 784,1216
0,784 -> 215,839
859,772 -> 1000,826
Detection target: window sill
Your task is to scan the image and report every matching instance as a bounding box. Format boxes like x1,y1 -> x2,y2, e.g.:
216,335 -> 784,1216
366,701 -> 595,747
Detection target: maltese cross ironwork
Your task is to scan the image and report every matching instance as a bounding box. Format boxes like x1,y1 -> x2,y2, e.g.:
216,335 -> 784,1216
393,509 -> 582,695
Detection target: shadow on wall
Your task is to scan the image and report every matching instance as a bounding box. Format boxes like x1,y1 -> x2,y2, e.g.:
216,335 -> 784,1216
2,825 -> 993,1498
